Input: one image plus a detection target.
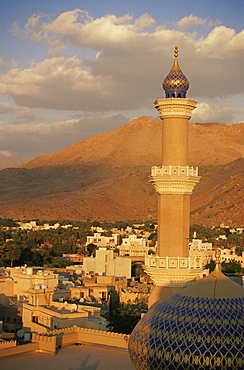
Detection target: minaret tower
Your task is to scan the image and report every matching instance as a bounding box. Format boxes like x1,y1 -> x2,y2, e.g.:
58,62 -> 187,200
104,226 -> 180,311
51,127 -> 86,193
145,47 -> 204,307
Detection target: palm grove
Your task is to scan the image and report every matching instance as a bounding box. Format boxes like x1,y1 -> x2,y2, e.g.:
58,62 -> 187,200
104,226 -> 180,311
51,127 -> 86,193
0,218 -> 243,273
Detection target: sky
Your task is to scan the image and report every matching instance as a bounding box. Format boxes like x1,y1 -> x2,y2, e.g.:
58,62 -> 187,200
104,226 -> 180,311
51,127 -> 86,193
0,0 -> 243,159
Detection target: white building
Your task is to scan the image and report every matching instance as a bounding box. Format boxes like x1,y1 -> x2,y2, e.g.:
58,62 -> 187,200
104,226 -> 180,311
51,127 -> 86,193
86,233 -> 120,249
82,249 -> 131,278
220,249 -> 244,267
189,239 -> 213,251
121,235 -> 147,248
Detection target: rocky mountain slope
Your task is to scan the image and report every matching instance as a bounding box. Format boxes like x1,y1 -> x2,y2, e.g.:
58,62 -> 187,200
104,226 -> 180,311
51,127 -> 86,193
0,117 -> 243,226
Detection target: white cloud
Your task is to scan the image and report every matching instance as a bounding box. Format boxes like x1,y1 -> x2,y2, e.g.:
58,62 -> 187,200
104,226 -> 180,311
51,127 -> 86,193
0,113 -> 128,158
197,26 -> 244,59
0,9 -> 243,159
0,150 -> 12,157
175,14 -> 207,29
191,102 -> 244,124
1,11 -> 243,112
0,102 -> 33,115
175,14 -> 221,30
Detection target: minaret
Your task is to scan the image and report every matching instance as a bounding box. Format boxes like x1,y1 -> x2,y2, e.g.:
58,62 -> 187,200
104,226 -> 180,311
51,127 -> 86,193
145,47 -> 204,308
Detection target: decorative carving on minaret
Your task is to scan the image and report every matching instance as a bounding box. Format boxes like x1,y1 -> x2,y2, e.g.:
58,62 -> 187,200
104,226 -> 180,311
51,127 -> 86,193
150,165 -> 200,195
154,98 -> 197,119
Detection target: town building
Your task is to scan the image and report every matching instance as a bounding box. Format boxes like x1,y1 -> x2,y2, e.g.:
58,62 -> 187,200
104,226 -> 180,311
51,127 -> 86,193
86,232 -> 120,249
82,248 -> 131,278
5,266 -> 58,302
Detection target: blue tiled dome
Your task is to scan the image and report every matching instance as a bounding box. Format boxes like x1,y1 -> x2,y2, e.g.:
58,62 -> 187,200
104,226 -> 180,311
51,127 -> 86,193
128,266 -> 244,370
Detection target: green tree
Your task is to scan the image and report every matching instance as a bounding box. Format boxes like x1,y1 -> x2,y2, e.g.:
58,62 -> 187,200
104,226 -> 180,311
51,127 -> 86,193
148,232 -> 157,247
106,300 -> 147,334
204,259 -> 215,272
204,259 -> 243,274
87,243 -> 97,256
221,260 -> 243,274
0,244 -> 6,266
5,242 -> 21,267
235,246 -> 244,256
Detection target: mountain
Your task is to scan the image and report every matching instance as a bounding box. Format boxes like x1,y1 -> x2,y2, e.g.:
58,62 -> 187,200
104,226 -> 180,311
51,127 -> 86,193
0,117 -> 243,226
0,155 -> 33,169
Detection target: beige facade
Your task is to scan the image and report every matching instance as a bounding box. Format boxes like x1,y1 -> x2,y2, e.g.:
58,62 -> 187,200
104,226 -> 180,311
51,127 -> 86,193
83,249 -> 131,278
119,245 -> 156,257
22,287 -> 107,333
6,267 -> 58,300
70,285 -> 109,302
0,278 -> 14,305
22,302 -> 107,333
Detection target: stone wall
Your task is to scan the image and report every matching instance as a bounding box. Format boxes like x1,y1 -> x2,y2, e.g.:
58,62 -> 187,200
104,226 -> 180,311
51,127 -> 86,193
0,325 -> 130,359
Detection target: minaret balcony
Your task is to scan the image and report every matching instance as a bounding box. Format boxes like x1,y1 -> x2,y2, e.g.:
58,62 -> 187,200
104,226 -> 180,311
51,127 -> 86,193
154,98 -> 197,119
144,255 -> 206,287
150,165 -> 200,195
145,254 -> 203,270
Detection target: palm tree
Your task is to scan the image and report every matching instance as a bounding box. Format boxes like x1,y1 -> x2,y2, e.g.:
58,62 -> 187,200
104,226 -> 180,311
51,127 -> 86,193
5,243 -> 21,267
0,244 -> 6,265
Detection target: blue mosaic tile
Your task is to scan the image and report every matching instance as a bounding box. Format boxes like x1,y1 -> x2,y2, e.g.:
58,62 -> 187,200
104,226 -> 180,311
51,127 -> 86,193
128,294 -> 244,370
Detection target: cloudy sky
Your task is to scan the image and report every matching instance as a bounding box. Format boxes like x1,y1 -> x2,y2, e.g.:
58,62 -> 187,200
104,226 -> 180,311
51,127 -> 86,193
0,0 -> 243,158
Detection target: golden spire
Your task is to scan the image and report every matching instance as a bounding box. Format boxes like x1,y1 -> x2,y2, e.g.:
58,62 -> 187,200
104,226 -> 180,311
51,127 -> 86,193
214,249 -> 221,272
174,46 -> 178,58
162,46 -> 189,98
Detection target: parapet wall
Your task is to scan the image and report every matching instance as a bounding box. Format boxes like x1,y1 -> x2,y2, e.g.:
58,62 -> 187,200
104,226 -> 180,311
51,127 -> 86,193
0,340 -> 16,349
0,326 -> 130,359
35,326 -> 129,352
0,342 -> 38,358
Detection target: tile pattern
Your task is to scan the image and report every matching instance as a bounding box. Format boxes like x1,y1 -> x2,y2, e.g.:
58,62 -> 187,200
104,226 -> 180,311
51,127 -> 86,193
163,66 -> 189,91
128,293 -> 244,370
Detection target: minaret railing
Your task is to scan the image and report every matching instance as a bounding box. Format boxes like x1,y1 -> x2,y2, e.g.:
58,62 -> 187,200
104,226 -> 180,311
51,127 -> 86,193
151,165 -> 198,177
145,255 -> 203,270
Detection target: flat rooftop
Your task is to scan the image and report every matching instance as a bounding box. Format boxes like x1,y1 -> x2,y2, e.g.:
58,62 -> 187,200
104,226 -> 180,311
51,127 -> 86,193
0,343 -> 135,370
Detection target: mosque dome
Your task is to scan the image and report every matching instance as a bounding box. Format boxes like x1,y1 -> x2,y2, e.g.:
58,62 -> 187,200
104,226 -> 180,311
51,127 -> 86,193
163,46 -> 189,98
128,252 -> 244,370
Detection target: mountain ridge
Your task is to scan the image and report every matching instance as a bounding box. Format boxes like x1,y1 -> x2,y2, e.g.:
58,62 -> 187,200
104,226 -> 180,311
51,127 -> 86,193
0,117 -> 243,226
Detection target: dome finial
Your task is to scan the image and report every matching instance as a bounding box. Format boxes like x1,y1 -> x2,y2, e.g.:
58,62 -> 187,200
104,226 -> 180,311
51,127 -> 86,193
162,46 -> 189,98
214,249 -> 221,271
174,46 -> 178,58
